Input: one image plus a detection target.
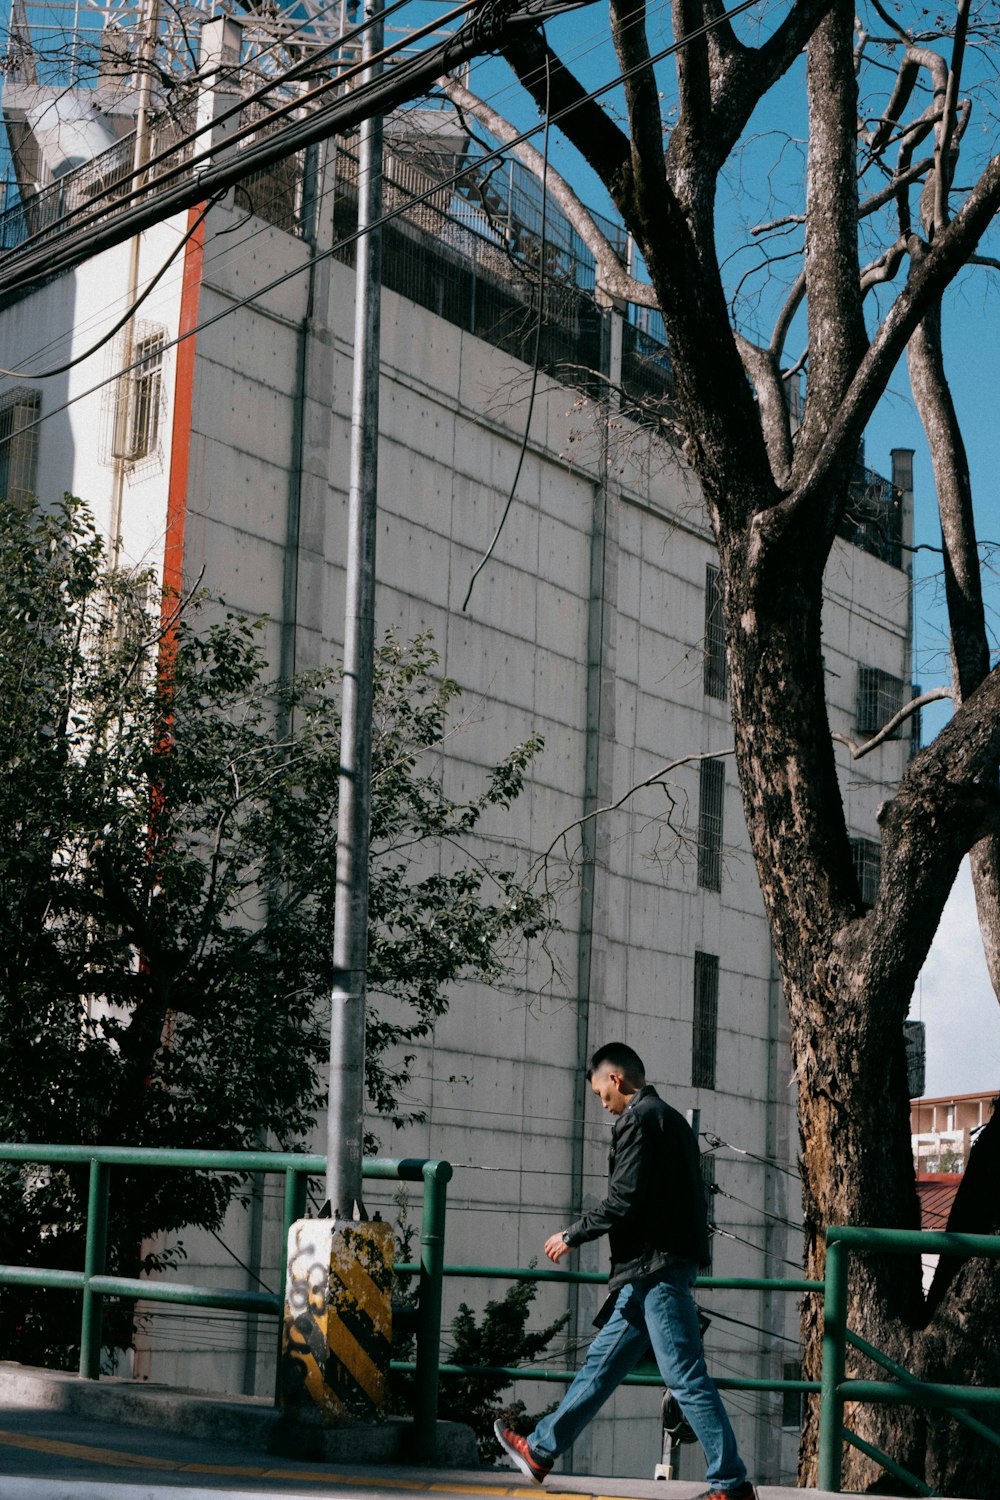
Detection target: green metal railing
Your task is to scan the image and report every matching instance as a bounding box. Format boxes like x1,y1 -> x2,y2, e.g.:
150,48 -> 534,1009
0,1144 -> 451,1440
2,1146 -> 999,1492
395,1263 -> 821,1402
818,1224 -> 1000,1495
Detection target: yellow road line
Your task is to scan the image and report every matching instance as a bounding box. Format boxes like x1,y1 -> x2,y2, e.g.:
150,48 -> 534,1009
0,1427 -> 633,1500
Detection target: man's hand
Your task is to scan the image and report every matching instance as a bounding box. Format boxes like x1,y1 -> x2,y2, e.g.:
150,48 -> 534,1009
544,1232 -> 571,1263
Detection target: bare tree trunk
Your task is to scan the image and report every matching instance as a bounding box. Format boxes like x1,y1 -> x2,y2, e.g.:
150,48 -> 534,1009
909,301 -> 1000,994
721,521 -> 927,1487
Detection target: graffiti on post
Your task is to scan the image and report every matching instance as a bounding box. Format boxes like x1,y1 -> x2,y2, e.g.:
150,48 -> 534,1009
279,1218 -> 395,1420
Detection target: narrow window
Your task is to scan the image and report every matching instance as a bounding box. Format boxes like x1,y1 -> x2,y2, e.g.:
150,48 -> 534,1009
692,950 -> 719,1090
703,562 -> 727,699
856,665 -> 905,738
697,757 -> 725,892
114,327 -> 165,463
0,386 -> 40,507
782,1359 -> 805,1430
903,1019 -> 926,1099
849,835 -> 881,909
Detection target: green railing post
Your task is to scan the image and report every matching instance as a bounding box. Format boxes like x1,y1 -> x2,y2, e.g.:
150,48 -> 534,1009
79,1157 -> 110,1379
819,1231 -> 848,1493
274,1164 -> 311,1404
411,1158 -> 451,1460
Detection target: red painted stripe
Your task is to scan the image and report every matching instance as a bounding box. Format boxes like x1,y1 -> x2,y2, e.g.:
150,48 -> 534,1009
161,204 -> 206,631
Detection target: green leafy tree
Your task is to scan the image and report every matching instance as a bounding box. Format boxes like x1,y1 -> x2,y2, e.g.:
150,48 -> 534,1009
440,1278 -> 569,1462
0,495 -> 548,1366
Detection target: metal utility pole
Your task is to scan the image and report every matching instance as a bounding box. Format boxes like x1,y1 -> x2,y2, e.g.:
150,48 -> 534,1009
326,0 -> 383,1220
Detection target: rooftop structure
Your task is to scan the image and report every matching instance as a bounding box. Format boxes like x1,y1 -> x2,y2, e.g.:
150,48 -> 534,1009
911,1090 -> 997,1176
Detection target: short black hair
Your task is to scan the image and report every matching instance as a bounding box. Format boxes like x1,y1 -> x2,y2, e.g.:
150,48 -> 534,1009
588,1042 -> 646,1085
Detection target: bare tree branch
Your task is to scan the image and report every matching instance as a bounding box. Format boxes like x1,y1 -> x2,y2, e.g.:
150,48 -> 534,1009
934,0 -> 972,232
436,74 -> 658,308
735,334 -> 793,484
535,746 -> 734,870
831,688 -> 952,760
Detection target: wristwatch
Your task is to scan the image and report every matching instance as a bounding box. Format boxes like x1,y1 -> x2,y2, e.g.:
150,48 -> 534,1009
561,1231 -> 571,1245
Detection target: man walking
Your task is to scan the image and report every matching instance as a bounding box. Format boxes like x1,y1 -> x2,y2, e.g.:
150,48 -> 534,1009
494,1042 -> 756,1500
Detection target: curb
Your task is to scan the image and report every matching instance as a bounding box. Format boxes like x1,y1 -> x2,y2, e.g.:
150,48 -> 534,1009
0,1363 -> 478,1468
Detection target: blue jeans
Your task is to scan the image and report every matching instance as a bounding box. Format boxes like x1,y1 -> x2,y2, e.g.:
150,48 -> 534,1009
530,1262 -> 747,1491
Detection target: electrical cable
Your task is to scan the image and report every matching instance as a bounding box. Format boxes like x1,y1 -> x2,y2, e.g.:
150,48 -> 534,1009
0,0 -> 628,304
711,1184 -> 804,1235
0,2 -> 689,399
711,1225 -> 805,1273
0,0 -> 485,270
9,0 -> 775,450
698,1304 -> 803,1349
0,195 -> 220,380
0,0 -> 768,300
0,139 -> 361,373
205,1224 -> 276,1294
0,0 -> 452,255
461,35 -> 550,611
703,1132 -> 802,1180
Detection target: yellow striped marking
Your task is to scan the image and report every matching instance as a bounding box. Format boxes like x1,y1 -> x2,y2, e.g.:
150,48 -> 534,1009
332,1239 -> 393,1342
327,1308 -> 388,1407
0,1427 -> 622,1498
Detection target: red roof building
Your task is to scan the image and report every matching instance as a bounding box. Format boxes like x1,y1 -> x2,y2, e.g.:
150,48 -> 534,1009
915,1172 -> 962,1232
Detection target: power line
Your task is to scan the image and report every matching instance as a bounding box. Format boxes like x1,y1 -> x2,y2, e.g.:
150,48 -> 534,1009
698,1303 -> 803,1350
703,1132 -> 802,1181
710,1225 -> 805,1274
0,0 -> 470,267
0,195 -> 219,379
711,1184 -> 804,1236
0,0 -> 768,301
0,0 -> 579,293
461,34 -> 551,610
6,0 -> 768,429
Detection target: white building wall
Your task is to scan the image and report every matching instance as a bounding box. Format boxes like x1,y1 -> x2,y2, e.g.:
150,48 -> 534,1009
1,167 -> 912,1484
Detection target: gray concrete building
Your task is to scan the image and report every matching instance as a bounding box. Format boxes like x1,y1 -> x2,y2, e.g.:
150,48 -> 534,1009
0,7 -> 916,1484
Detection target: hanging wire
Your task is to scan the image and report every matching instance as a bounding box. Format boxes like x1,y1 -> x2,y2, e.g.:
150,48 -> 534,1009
11,0 -> 772,443
0,0 -> 476,266
0,195 -> 220,380
703,1132 -> 802,1180
0,0 -> 771,303
461,36 -> 551,612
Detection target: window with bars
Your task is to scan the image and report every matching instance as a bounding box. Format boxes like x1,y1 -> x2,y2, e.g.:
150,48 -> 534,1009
692,950 -> 719,1090
849,835 -> 881,909
703,562 -> 727,699
0,386 -> 40,508
697,757 -> 725,891
856,665 -> 905,738
782,1360 -> 805,1430
114,327 -> 165,463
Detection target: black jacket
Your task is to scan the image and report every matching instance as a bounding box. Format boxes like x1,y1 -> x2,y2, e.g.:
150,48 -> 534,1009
563,1085 -> 710,1289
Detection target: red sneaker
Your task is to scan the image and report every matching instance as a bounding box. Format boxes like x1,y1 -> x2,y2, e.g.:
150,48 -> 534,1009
694,1485 -> 758,1500
493,1421 -> 552,1484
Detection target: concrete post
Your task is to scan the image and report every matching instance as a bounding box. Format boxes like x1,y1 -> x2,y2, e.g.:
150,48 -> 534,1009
279,1217 -> 394,1418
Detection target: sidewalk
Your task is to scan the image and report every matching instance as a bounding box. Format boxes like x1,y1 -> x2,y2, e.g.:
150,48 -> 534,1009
0,1363 -> 948,1500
